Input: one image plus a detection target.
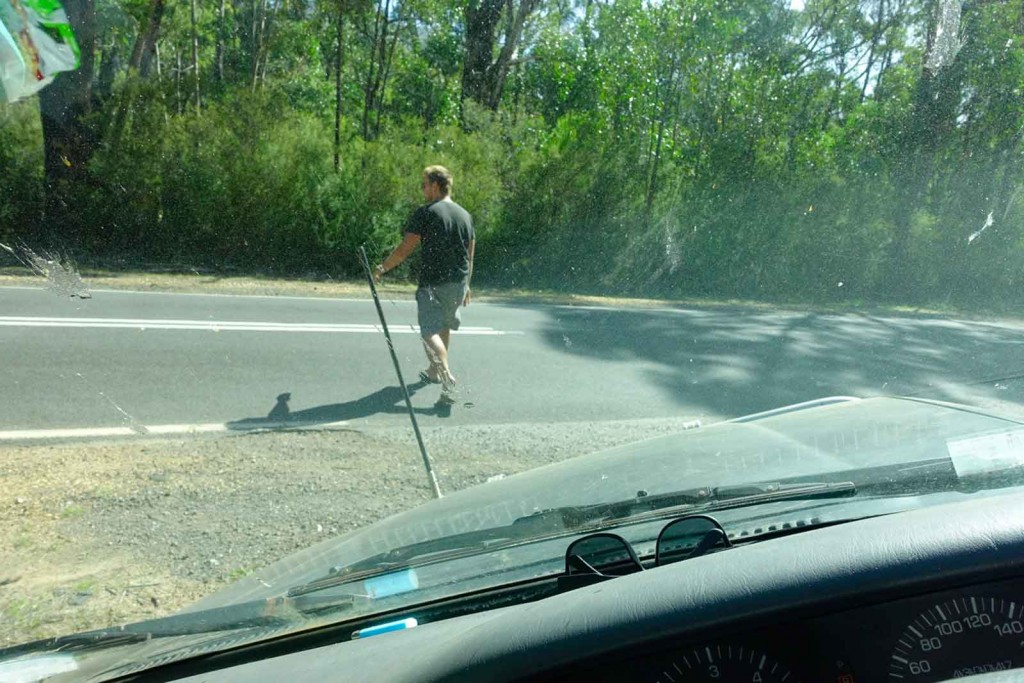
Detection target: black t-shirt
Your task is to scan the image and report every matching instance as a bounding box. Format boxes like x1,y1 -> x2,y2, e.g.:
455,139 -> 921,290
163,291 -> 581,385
404,199 -> 474,286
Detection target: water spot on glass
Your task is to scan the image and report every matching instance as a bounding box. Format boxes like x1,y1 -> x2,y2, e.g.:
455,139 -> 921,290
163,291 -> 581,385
968,212 -> 994,244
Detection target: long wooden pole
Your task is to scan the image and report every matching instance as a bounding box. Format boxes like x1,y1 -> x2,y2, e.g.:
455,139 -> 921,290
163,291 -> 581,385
358,246 -> 442,499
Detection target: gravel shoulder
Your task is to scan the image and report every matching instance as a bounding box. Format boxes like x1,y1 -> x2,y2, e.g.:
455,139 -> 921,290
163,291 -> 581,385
0,417 -> 700,646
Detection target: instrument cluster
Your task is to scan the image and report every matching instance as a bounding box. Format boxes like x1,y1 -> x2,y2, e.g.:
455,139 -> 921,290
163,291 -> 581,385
583,577 -> 1024,682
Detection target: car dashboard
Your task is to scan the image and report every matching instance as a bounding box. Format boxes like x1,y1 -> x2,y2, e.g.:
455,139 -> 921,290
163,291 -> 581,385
554,576 -> 1024,682
152,492 -> 1024,683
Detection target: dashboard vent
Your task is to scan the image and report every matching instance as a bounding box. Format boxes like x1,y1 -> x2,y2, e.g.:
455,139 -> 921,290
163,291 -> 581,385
728,517 -> 824,540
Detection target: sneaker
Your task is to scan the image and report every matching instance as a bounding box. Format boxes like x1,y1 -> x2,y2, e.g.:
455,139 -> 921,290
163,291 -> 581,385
437,384 -> 457,405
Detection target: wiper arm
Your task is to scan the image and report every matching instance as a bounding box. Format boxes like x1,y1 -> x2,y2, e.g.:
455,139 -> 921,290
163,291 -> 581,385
288,480 -> 855,598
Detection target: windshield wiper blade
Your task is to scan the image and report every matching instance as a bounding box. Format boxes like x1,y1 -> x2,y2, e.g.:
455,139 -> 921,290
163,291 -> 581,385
529,480 -> 857,528
288,480 -> 856,598
0,594 -> 355,658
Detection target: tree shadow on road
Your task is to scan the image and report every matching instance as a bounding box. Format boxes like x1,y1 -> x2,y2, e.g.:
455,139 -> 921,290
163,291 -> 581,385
539,305 -> 1024,418
227,381 -> 451,430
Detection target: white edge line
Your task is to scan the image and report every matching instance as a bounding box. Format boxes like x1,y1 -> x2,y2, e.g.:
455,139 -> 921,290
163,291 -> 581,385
0,319 -> 519,335
0,284 -> 411,304
0,420 -> 354,442
2,284 -> 675,315
90,288 -> 401,304
0,324 -> 517,336
1,284 -> 713,317
0,316 -> 498,330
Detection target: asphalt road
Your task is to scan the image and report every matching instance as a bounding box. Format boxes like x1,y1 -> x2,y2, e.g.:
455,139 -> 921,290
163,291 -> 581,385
2,284 -> 1024,437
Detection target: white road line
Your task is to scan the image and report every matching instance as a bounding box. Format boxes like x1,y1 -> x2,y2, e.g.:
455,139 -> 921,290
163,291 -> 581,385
0,284 -> 407,304
0,419 -> 353,442
0,316 -> 518,335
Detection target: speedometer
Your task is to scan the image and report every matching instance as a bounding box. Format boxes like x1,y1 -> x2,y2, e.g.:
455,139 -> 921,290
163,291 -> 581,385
650,645 -> 800,682
889,595 -> 1024,680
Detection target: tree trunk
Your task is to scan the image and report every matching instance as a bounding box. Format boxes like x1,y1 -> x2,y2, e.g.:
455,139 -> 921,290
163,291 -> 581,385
485,0 -> 536,108
361,0 -> 389,139
644,57 -> 679,228
191,0 -> 201,111
175,47 -> 183,114
95,44 -> 119,101
460,0 -> 539,110
460,0 -> 503,108
216,0 -> 225,82
37,0 -> 96,249
373,9 -> 401,137
859,0 -> 885,101
258,0 -> 281,84
128,0 -> 165,76
250,0 -> 266,89
334,2 -> 344,171
106,0 -> 164,150
885,0 -> 966,301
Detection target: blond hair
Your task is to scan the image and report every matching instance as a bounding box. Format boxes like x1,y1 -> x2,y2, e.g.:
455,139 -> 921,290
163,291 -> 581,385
423,165 -> 453,195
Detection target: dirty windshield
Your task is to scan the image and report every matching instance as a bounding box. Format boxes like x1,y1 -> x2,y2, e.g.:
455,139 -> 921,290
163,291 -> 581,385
2,0 -> 1024,659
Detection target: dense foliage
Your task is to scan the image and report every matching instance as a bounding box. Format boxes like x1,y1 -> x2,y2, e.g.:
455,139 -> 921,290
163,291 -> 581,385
1,0 -> 1022,307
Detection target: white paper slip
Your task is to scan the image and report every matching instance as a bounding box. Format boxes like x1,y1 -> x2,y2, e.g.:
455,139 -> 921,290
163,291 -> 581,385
947,429 -> 1024,478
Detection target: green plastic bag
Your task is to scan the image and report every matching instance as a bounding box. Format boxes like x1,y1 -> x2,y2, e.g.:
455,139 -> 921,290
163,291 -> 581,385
0,0 -> 80,102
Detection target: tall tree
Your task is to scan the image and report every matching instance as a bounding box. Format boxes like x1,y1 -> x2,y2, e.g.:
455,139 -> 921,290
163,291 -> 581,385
885,0 -> 967,299
215,0 -> 226,81
462,0 -> 540,109
191,0 -> 201,110
334,0 -> 346,170
129,0 -> 165,76
38,0 -> 96,248
358,0 -> 402,139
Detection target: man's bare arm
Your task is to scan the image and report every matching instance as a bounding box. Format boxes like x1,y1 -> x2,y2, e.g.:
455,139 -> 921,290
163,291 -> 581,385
464,239 -> 475,306
374,233 -> 421,281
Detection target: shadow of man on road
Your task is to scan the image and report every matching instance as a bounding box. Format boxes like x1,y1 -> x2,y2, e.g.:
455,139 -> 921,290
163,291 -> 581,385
227,381 -> 450,431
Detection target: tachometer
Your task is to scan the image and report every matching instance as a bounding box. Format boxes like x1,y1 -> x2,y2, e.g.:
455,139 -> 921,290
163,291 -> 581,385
651,645 -> 800,682
889,595 -> 1024,680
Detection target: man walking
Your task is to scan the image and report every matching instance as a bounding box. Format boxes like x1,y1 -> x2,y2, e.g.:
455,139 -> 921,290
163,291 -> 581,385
374,165 -> 475,405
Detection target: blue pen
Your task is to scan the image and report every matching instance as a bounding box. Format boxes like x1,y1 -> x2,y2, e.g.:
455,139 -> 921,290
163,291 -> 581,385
352,617 -> 418,640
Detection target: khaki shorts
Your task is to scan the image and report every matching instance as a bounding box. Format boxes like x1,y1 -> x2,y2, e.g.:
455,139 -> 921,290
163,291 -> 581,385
416,282 -> 467,337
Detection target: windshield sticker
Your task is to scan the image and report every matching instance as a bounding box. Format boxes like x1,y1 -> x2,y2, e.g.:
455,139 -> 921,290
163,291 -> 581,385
364,568 -> 419,599
0,654 -> 79,681
947,430 -> 1024,478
